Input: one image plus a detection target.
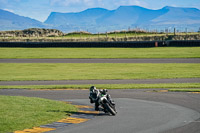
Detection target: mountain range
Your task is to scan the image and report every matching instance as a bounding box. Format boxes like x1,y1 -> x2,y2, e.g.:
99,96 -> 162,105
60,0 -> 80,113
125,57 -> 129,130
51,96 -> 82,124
0,9 -> 46,31
0,6 -> 200,33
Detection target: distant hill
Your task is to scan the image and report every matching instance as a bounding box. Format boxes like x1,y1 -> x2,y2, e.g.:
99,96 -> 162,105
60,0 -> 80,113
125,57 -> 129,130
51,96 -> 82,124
0,9 -> 46,31
0,6 -> 200,33
45,8 -> 109,26
96,6 -> 200,25
150,6 -> 200,25
96,6 -> 167,25
44,6 -> 200,32
45,6 -> 169,26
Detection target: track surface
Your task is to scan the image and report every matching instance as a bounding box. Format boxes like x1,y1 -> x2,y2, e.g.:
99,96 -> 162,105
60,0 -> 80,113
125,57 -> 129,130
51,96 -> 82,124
50,98 -> 199,133
1,78 -> 199,86
0,89 -> 200,133
0,58 -> 200,63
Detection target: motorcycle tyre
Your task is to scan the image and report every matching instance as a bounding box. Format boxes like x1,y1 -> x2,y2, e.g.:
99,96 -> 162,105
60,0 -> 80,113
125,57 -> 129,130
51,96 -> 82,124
104,103 -> 116,116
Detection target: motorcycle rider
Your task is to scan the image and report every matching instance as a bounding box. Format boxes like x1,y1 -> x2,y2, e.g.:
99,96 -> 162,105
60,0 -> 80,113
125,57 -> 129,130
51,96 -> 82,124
89,86 -> 114,111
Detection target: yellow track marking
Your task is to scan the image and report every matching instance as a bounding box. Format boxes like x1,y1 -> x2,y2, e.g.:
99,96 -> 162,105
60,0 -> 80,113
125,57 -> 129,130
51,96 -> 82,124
14,104 -> 97,133
159,90 -> 168,92
57,117 -> 90,123
75,105 -> 93,108
14,127 -> 55,133
145,90 -> 168,93
188,92 -> 200,94
78,110 -> 99,114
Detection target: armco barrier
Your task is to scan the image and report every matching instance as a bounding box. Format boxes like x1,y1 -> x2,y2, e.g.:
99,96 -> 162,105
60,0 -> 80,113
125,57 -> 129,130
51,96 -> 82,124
0,41 -> 158,48
0,40 -> 199,47
166,40 -> 200,47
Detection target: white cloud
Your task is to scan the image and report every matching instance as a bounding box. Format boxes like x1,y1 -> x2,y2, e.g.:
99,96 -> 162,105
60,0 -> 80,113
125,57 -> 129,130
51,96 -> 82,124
83,0 -> 95,7
50,0 -> 81,6
50,0 -> 62,6
128,0 -> 147,7
63,0 -> 81,6
112,0 -> 148,8
96,0 -> 148,10
49,0 -> 147,8
49,0 -> 96,10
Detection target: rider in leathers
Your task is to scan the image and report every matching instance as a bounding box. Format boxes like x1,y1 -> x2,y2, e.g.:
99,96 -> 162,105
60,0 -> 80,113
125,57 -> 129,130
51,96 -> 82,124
89,86 -> 113,111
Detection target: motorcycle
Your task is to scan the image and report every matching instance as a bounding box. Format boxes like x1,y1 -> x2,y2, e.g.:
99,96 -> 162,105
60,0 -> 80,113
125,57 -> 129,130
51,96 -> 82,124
97,93 -> 117,116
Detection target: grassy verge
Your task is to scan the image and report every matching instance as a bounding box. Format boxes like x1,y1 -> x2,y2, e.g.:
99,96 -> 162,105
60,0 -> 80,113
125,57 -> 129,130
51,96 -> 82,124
0,63 -> 199,81
0,47 -> 200,59
0,95 -> 77,133
0,83 -> 200,90
61,32 -> 165,38
58,32 -> 199,38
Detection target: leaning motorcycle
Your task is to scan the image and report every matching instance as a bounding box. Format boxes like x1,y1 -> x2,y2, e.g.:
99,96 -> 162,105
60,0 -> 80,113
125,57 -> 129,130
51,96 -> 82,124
97,93 -> 117,116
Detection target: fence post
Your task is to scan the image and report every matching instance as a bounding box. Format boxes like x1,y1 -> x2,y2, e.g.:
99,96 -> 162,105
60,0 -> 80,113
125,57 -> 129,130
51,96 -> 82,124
174,28 -> 176,36
166,28 -> 168,36
185,28 -> 188,35
155,42 -> 158,47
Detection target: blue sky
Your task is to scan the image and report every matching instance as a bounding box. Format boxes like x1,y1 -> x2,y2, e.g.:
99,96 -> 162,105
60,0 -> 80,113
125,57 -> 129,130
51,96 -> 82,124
0,0 -> 199,22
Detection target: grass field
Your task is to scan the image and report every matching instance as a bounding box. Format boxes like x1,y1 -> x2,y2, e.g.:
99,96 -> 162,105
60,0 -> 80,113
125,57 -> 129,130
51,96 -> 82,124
61,32 -> 165,38
0,47 -> 200,59
59,32 -> 199,38
0,83 -> 200,90
0,95 -> 77,133
0,63 -> 199,81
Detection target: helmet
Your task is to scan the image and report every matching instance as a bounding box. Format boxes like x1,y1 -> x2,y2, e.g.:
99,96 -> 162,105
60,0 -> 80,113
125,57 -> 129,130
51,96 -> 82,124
102,89 -> 108,95
90,86 -> 97,92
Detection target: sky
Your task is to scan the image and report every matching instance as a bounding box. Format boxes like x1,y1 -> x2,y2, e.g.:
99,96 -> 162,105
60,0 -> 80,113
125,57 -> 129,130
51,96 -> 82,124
0,0 -> 200,22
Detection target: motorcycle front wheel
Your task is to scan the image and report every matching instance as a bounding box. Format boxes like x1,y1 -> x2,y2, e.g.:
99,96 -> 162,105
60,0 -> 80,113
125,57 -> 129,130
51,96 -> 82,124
104,103 -> 116,116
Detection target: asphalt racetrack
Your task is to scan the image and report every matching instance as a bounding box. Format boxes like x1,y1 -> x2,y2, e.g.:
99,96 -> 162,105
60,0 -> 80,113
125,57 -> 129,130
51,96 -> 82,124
50,99 -> 199,133
1,78 -> 199,85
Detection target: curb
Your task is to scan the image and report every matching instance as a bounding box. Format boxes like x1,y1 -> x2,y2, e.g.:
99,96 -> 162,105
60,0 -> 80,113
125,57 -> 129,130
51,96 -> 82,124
14,102 -> 98,133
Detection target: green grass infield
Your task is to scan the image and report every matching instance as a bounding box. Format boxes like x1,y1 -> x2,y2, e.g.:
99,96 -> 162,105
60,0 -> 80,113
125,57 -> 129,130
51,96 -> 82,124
0,47 -> 200,59
0,95 -> 77,133
0,63 -> 199,81
0,83 -> 200,90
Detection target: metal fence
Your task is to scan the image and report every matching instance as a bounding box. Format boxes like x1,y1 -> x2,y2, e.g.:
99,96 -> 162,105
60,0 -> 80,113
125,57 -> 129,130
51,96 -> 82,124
0,40 -> 199,48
